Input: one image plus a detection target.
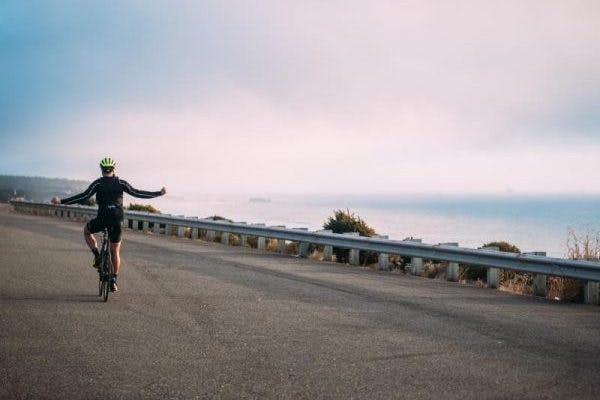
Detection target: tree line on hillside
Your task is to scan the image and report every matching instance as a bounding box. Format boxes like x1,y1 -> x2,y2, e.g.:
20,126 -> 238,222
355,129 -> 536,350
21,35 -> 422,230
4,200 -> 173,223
0,175 -> 90,203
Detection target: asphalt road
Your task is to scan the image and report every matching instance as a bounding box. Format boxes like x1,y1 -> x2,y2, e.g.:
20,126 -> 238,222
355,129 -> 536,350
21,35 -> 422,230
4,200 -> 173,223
1,204 -> 600,399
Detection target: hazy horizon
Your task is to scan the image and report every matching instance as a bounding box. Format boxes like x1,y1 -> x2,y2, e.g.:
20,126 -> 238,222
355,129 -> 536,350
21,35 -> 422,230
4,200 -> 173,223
4,172 -> 600,199
2,1 -> 599,195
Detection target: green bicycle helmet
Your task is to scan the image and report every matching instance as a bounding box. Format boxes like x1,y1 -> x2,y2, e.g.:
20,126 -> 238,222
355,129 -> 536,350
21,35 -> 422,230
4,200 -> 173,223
99,157 -> 116,170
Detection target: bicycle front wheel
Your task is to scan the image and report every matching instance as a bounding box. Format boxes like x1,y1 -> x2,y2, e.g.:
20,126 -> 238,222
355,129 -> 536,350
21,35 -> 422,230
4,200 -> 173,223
102,275 -> 109,302
100,255 -> 110,302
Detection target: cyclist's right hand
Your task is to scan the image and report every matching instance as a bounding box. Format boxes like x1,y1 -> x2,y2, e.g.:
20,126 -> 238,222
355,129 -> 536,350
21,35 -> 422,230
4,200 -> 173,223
51,197 -> 61,205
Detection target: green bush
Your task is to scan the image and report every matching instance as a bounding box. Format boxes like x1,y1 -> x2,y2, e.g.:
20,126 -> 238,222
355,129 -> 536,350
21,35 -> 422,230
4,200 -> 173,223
483,241 -> 521,254
205,215 -> 233,222
323,209 -> 378,264
82,196 -> 97,207
127,203 -> 161,214
461,241 -> 521,282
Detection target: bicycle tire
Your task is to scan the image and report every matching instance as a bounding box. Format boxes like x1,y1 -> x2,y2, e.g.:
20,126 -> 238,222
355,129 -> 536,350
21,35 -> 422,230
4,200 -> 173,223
106,247 -> 114,301
98,253 -> 104,297
101,250 -> 110,302
102,267 -> 109,302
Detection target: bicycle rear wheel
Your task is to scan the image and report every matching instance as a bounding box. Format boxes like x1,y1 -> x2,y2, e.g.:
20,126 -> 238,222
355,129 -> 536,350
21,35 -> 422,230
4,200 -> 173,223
102,273 -> 109,302
101,252 -> 110,302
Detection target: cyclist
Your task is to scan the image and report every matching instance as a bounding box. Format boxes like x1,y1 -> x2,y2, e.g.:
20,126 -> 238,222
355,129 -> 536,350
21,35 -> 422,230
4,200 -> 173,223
51,157 -> 166,292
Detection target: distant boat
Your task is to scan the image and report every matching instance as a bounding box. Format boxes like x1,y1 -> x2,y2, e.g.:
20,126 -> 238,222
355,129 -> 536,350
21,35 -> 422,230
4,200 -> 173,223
249,197 -> 271,203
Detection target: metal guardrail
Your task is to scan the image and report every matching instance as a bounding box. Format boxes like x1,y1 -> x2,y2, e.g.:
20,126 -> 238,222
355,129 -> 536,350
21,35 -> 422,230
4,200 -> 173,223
11,200 -> 600,303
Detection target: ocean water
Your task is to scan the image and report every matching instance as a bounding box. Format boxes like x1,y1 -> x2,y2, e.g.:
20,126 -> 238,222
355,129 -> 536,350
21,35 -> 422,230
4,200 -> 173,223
143,194 -> 600,258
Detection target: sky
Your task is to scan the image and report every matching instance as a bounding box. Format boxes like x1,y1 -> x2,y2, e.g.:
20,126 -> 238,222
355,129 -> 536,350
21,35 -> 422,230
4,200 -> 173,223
1,0 -> 599,196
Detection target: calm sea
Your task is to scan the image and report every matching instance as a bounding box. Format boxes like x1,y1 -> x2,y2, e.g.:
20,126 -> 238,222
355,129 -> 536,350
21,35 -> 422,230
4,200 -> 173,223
145,194 -> 600,258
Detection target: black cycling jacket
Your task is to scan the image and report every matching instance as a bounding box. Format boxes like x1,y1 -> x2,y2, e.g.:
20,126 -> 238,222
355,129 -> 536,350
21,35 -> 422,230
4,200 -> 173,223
61,175 -> 162,213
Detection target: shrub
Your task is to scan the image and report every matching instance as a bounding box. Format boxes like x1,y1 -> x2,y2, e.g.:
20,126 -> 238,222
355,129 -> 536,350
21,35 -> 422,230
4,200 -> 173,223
422,260 -> 448,279
205,215 -> 233,222
480,242 -> 530,288
461,241 -> 521,283
246,236 -> 258,248
548,230 -> 600,302
323,209 -> 378,265
82,196 -> 97,207
128,203 -> 160,214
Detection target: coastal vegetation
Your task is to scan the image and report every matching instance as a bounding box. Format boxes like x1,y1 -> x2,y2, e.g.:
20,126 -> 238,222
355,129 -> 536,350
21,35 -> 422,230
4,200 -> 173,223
549,230 -> 600,302
0,175 -> 89,202
461,241 -> 522,284
323,209 -> 378,264
127,203 -> 161,214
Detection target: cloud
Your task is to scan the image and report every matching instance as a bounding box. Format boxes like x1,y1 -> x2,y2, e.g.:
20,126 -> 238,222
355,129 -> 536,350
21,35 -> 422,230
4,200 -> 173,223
1,0 -> 599,193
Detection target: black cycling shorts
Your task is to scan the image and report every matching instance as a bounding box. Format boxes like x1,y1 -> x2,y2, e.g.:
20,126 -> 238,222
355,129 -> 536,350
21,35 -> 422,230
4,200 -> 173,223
86,209 -> 123,243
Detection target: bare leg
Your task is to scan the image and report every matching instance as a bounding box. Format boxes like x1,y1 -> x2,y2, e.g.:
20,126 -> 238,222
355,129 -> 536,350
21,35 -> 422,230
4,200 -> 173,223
84,225 -> 97,250
111,242 -> 122,276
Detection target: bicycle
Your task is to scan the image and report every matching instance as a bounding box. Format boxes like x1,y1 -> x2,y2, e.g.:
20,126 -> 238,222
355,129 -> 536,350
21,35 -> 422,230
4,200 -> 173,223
97,228 -> 114,302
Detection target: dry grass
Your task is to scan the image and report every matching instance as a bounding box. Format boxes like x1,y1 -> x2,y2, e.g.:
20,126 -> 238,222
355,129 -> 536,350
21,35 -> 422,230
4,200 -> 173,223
501,275 -> 534,295
547,230 -> 600,302
266,238 -> 278,252
285,242 -> 298,255
246,236 -> 258,248
309,249 -> 325,261
500,270 -> 533,296
567,230 -> 600,260
547,277 -> 584,302
421,260 -> 447,279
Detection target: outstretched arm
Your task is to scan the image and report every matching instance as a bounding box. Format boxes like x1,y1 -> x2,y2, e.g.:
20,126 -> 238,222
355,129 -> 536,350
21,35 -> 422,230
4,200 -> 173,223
120,180 -> 166,199
57,179 -> 101,205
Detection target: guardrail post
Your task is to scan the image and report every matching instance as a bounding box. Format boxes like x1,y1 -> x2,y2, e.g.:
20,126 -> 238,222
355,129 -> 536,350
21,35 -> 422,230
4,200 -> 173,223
258,236 -> 266,250
238,222 -> 248,247
252,224 -> 266,250
323,245 -> 333,261
294,228 -> 310,258
191,227 -> 199,239
525,252 -> 547,297
317,230 -> 333,261
443,243 -> 460,281
221,231 -> 230,245
377,235 -> 389,271
142,220 -> 150,233
206,230 -> 215,241
482,246 -> 500,288
407,238 -> 423,275
273,226 -> 286,253
177,225 -> 186,238
165,224 -> 173,236
584,281 -> 600,305
343,232 -> 360,265
152,221 -> 161,234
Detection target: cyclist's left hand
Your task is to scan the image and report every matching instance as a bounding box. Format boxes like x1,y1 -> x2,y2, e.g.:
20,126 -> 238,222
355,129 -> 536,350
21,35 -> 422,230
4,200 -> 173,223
51,197 -> 61,204
160,187 -> 167,195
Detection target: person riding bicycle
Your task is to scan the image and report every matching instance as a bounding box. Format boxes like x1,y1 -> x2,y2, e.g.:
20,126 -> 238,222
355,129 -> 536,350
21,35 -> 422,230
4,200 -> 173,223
51,157 -> 166,292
